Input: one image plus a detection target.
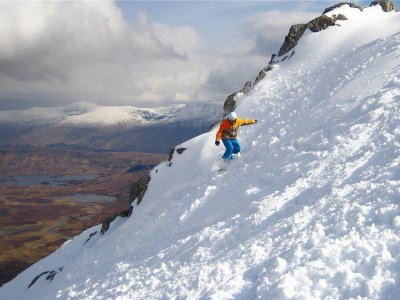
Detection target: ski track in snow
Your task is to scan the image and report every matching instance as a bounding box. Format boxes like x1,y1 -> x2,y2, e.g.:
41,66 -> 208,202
1,5 -> 400,300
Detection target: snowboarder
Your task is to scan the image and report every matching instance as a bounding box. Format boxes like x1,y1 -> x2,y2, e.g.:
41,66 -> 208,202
215,112 -> 257,160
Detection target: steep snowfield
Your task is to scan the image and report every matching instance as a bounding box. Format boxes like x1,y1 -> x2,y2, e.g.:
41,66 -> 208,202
2,4 -> 400,299
0,102 -> 221,127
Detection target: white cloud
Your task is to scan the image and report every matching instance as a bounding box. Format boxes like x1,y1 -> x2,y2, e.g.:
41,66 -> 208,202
0,1 -> 321,109
0,0 -> 208,108
246,10 -> 318,56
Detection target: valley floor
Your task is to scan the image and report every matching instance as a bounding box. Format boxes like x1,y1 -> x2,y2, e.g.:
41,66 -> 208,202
0,146 -> 166,286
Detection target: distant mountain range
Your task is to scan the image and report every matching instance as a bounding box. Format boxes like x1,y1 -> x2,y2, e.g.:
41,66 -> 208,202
0,102 -> 222,153
0,102 -> 221,127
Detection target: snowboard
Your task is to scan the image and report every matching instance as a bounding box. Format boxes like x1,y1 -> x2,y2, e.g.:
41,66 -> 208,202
215,153 -> 239,173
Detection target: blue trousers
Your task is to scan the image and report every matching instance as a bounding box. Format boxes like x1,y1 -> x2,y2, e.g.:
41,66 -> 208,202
222,138 -> 240,160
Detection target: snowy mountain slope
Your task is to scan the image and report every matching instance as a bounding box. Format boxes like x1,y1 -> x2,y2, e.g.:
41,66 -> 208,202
0,102 -> 221,127
0,102 -> 97,126
2,3 -> 400,299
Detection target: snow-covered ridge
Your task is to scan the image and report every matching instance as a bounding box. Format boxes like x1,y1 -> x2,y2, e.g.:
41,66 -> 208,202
0,102 -> 221,127
1,3 -> 400,299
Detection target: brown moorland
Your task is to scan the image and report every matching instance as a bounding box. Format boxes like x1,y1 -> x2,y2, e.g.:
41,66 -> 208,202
0,146 -> 167,286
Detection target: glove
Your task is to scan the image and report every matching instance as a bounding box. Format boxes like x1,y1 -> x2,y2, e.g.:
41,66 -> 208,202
254,120 -> 258,124
215,141 -> 220,146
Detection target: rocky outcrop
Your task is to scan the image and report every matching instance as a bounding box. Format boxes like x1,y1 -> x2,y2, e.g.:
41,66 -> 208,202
100,144 -> 187,236
370,0 -> 396,12
273,6 -> 357,59
272,0 -> 394,63
168,147 -> 187,161
333,14 -> 348,21
99,172 -> 151,236
223,81 -> 254,116
223,92 -> 238,115
242,81 -> 252,93
323,2 -> 363,14
274,13 -> 348,63
254,65 -> 274,85
307,15 -> 337,32
278,24 -> 308,57
28,267 -> 63,288
129,174 -> 151,205
168,147 -> 187,166
254,2 -> 358,85
100,208 -> 132,235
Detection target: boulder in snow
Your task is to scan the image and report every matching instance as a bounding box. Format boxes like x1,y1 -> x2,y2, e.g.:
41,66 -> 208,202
307,15 -> 337,32
370,0 -> 396,12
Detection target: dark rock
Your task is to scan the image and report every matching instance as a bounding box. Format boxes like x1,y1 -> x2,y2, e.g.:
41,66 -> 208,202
100,216 -> 117,235
223,92 -> 238,116
254,65 -> 273,85
168,147 -> 187,162
46,271 -> 57,281
253,2 -> 351,88
274,11 -> 350,60
168,147 -> 175,161
307,15 -> 336,32
222,81 -> 254,116
323,2 -> 363,14
100,208 -> 132,235
370,0 -> 396,12
99,171 -> 151,237
242,81 -> 252,93
332,14 -> 348,21
84,231 -> 98,245
29,271 -> 49,288
129,173 -> 151,205
278,24 -> 307,56
126,206 -> 133,217
268,54 -> 276,64
28,267 -> 64,288
176,148 -> 186,154
275,7 -> 351,59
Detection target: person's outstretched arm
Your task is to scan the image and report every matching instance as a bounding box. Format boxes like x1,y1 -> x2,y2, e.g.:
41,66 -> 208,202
236,118 -> 258,126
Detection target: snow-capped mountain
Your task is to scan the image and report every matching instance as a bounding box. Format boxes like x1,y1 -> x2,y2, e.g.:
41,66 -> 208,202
2,2 -> 400,299
0,102 -> 221,127
0,102 -> 222,152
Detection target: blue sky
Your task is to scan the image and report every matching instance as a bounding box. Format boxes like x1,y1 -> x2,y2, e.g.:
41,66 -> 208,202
0,0 -> 377,110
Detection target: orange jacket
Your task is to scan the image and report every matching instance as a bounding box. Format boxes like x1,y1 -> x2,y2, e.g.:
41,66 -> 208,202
216,118 -> 256,141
